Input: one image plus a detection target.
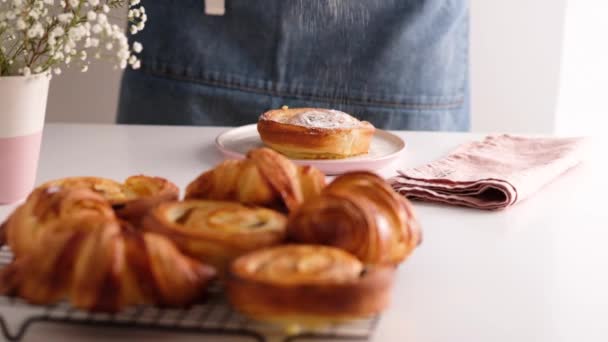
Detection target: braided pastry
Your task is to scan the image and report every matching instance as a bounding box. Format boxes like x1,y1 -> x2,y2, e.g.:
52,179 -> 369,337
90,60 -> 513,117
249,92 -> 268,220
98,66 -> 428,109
3,186 -> 116,257
143,200 -> 287,275
287,171 -> 422,265
226,245 -> 394,327
40,175 -> 179,223
185,148 -> 325,211
0,187 -> 215,312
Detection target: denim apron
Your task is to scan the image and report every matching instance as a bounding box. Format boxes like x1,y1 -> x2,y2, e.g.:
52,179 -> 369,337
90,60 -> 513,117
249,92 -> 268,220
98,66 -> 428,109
118,0 -> 469,131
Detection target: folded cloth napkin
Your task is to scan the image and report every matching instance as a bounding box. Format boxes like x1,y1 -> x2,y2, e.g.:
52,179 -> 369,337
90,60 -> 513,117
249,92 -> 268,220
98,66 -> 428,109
390,134 -> 588,210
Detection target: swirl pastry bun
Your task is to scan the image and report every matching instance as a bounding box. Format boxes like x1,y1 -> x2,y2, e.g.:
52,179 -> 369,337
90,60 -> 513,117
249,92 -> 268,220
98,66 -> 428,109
226,245 -> 394,327
39,175 -> 179,223
257,107 -> 375,159
143,200 -> 287,274
186,148 -> 325,212
0,187 -> 216,312
287,172 -> 422,265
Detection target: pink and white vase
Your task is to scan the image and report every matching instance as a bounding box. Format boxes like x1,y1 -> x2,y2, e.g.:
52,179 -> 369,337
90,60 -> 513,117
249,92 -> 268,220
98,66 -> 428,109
0,73 -> 51,204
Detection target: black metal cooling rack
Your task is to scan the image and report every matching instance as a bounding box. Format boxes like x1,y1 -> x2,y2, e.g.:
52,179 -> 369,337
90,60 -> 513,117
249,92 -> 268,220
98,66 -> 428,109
0,246 -> 379,341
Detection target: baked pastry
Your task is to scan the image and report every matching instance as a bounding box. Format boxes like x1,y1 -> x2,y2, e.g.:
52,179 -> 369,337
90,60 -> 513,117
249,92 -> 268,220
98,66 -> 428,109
143,200 -> 287,274
0,187 -> 216,312
2,185 -> 116,257
257,107 -> 376,159
287,171 -> 422,265
226,245 -> 394,327
185,148 -> 325,212
39,175 -> 179,223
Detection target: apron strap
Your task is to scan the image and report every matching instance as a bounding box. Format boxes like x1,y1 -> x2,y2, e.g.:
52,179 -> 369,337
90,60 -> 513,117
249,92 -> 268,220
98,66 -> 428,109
205,0 -> 225,16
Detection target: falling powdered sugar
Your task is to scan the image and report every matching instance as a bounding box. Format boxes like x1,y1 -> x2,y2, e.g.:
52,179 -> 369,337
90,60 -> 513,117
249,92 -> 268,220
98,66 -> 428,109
283,110 -> 362,129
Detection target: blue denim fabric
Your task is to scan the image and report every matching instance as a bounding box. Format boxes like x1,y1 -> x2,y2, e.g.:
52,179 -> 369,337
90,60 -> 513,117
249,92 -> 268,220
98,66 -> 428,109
118,0 -> 469,131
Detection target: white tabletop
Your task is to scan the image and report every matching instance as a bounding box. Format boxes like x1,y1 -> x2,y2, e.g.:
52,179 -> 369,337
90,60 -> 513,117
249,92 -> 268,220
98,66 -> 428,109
1,123 -> 607,342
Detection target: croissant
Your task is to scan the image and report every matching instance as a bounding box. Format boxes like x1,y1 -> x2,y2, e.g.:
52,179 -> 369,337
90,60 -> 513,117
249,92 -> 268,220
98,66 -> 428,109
226,245 -> 395,327
39,175 -> 179,223
185,148 -> 325,212
287,171 -> 422,265
0,187 -> 216,312
143,200 -> 287,275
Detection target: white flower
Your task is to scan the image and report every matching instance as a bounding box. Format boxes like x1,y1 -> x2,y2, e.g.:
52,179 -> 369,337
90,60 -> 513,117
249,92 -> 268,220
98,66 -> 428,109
54,68 -> 62,75
96,13 -> 107,24
89,0 -> 99,6
81,65 -> 88,72
87,11 -> 96,21
102,4 -> 109,13
68,0 -> 78,7
132,41 -> 143,53
132,60 -> 141,70
130,0 -> 141,6
22,67 -> 31,76
34,67 -> 43,73
16,19 -> 27,30
105,42 -> 113,50
57,13 -> 73,23
27,23 -> 44,38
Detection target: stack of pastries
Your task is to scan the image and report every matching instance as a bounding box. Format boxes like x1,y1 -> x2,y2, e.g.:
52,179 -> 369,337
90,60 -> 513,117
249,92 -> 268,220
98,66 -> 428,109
0,147 -> 421,329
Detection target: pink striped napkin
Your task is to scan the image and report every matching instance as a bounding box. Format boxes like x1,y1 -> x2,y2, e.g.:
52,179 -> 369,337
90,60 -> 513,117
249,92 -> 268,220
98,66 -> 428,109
390,134 -> 588,210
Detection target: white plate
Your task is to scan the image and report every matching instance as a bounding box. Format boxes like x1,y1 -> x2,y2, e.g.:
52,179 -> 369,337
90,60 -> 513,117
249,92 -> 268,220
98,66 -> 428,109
215,124 -> 406,175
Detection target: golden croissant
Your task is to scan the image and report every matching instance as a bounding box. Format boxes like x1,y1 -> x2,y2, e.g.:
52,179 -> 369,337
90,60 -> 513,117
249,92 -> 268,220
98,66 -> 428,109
185,148 -> 326,211
0,187 -> 215,312
39,175 -> 179,223
143,200 -> 287,275
226,245 -> 395,327
287,171 -> 422,265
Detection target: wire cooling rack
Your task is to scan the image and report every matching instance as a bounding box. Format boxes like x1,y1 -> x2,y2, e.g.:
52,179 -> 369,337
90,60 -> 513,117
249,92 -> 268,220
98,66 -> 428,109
0,246 -> 380,341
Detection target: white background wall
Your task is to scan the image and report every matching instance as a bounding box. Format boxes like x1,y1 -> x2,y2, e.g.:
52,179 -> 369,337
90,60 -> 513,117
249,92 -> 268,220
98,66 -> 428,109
46,0 -> 571,134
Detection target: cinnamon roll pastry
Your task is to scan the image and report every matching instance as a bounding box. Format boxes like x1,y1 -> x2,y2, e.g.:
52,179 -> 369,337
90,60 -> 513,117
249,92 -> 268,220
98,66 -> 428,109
143,200 -> 287,274
0,188 -> 216,312
185,148 -> 325,212
226,245 -> 394,327
257,107 -> 376,159
288,172 -> 422,265
40,175 -> 179,223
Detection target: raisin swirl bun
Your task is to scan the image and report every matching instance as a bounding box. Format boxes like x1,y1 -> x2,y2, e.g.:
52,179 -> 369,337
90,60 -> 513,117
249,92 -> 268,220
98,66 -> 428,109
185,148 -> 325,212
257,107 -> 376,159
39,175 -> 179,223
287,172 -> 422,265
143,200 -> 287,275
226,245 -> 394,327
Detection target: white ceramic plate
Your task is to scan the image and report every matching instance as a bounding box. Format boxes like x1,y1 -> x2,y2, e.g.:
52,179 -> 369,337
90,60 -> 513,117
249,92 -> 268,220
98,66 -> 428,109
215,124 -> 406,175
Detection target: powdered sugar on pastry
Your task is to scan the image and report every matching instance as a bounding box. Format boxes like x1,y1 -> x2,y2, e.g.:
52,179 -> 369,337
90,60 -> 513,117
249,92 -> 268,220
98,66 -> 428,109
281,110 -> 362,129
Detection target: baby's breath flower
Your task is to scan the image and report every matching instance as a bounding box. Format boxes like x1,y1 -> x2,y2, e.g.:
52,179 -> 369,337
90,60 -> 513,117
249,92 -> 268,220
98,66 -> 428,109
1,0 -> 146,76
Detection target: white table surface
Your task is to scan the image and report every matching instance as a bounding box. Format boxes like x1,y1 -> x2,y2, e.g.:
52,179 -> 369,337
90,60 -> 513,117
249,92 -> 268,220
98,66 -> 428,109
1,123 -> 607,342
